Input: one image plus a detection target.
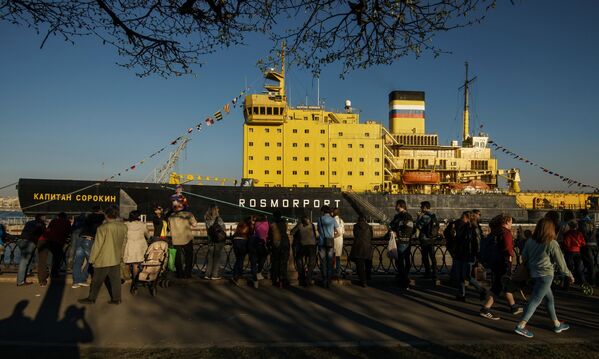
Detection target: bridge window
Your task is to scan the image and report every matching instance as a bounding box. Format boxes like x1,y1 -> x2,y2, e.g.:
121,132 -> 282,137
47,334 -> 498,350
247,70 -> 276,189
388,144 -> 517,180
273,107 -> 279,115
260,107 -> 265,115
253,107 -> 259,114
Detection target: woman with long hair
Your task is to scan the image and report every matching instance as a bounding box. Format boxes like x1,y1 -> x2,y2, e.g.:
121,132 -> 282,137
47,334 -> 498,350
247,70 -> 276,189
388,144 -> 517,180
123,210 -> 149,284
514,217 -> 574,338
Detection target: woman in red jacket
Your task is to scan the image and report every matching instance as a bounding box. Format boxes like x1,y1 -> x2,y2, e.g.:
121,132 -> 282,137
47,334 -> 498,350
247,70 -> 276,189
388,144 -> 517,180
562,220 -> 586,289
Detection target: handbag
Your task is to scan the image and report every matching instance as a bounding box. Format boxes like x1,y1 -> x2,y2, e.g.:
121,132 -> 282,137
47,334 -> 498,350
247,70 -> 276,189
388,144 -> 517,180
511,262 -> 530,284
318,217 -> 334,248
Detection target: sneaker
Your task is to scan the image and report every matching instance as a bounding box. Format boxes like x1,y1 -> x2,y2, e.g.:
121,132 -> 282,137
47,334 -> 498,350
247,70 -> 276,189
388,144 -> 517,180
256,273 -> 264,280
71,283 -> 81,289
514,326 -> 534,338
480,309 -> 500,321
511,305 -> 524,315
554,323 -> 570,333
17,281 -> 33,287
211,276 -> 222,280
79,282 -> 90,287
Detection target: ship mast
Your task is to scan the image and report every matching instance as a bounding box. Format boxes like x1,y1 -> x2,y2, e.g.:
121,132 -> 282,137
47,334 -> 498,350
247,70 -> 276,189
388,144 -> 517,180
460,62 -> 477,143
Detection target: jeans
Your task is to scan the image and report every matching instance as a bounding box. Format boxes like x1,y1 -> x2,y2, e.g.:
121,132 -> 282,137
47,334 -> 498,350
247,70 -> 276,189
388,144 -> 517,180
72,238 -> 94,284
295,244 -> 317,286
87,265 -> 121,301
232,238 -> 249,279
205,241 -> 225,278
174,241 -> 194,278
37,240 -> 65,284
4,242 -> 21,264
564,251 -> 585,289
521,275 -> 557,323
421,243 -> 437,278
270,245 -> 290,285
250,239 -> 268,281
454,260 -> 483,297
319,246 -> 334,285
16,240 -> 36,284
395,243 -> 411,289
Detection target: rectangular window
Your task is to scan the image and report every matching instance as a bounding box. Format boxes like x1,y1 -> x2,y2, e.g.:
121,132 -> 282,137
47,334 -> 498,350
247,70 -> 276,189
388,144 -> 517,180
320,171 -> 325,175
375,171 -> 380,176
320,143 -> 325,148
359,158 -> 364,162
304,157 -> 309,161
375,158 -> 380,162
249,156 -> 254,160
277,156 -> 282,161
304,117 -> 308,121
248,142 -> 254,146
277,128 -> 282,133
359,144 -> 364,148
249,128 -> 254,133
276,170 -> 282,174
347,171 -> 353,176
265,170 -> 269,174
267,107 -> 272,115
292,156 -> 298,161
332,143 -> 337,148
292,171 -> 297,175
293,129 -> 298,133
304,129 -> 309,134
348,157 -> 353,162
320,157 -> 325,161
260,107 -> 266,115
348,144 -> 352,148
249,170 -> 254,174
277,142 -> 282,147
304,143 -> 309,147
375,144 -> 380,149
365,132 -> 370,137
292,143 -> 298,147
338,132 -> 343,136
265,142 -> 270,147
273,107 -> 279,115
265,156 -> 269,160
332,171 -> 337,176
304,171 -> 309,175
359,171 -> 364,176
332,157 -> 337,162
265,128 -> 270,133
253,107 -> 259,114
320,129 -> 326,134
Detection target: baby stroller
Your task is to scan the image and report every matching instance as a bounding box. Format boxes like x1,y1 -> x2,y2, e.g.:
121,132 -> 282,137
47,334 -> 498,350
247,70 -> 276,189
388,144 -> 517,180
131,240 -> 170,296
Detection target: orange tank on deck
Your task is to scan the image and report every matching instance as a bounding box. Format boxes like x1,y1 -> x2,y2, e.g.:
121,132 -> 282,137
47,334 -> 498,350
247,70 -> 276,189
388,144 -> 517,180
402,172 -> 440,185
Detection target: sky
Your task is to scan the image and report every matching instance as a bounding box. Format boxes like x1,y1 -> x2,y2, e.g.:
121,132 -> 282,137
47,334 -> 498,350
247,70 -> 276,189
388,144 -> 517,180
1,0 -> 598,196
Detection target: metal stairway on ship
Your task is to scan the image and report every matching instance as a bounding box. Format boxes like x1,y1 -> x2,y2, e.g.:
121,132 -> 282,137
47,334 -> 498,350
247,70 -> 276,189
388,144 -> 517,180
342,191 -> 389,225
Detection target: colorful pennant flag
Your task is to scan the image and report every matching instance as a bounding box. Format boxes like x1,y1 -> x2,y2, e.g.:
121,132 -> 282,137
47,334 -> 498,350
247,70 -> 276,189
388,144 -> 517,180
214,111 -> 223,121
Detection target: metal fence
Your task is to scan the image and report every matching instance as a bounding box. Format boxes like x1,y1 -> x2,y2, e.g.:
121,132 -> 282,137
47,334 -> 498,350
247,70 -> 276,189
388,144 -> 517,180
1,237 -> 453,276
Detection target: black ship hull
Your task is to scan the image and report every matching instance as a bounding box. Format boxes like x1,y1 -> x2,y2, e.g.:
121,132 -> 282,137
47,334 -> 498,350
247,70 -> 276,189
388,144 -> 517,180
17,178 -> 529,223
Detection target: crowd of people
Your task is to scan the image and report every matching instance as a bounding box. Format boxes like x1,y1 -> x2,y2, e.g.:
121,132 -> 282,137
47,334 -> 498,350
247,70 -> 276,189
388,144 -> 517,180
4,197 -> 598,339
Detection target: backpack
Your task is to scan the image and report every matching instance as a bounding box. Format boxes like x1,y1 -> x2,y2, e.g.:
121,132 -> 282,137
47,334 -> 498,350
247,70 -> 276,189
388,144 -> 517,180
207,217 -> 227,242
424,213 -> 440,239
479,232 -> 502,268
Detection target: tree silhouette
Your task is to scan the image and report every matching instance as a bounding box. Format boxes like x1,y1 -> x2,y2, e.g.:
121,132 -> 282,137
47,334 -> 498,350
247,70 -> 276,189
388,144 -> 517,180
2,0 -> 501,77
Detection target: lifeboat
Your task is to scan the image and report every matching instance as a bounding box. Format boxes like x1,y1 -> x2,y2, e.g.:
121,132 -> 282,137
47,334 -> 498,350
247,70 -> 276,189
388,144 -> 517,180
402,172 -> 440,185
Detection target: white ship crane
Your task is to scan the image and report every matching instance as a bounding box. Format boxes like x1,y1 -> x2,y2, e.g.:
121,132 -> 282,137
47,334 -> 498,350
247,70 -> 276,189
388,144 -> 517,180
144,137 -> 190,183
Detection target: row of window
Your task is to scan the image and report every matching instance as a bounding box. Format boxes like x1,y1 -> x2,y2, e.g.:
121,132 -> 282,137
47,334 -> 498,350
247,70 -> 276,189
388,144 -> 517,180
248,156 -> 380,162
247,142 -> 380,149
248,106 -> 285,116
247,127 -> 372,137
247,170 -> 381,176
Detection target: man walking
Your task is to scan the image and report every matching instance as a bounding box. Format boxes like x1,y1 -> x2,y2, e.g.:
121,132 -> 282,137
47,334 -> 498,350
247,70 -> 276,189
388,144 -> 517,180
389,200 -> 414,290
416,201 -> 439,281
78,206 -> 127,305
317,205 -> 339,288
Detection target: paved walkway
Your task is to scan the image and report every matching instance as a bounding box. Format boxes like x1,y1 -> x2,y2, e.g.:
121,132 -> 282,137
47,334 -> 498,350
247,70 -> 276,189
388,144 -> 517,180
0,274 -> 597,350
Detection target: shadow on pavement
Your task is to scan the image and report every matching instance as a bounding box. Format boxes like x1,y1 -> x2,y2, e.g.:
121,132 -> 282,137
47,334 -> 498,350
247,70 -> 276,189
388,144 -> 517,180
0,279 -> 93,358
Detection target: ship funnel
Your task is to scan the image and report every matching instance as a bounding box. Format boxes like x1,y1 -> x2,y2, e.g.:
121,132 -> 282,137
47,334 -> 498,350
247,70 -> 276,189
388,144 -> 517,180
388,91 -> 425,134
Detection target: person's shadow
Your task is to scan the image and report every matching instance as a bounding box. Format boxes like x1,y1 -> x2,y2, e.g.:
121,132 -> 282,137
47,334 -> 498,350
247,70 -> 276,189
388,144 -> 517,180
0,280 -> 93,358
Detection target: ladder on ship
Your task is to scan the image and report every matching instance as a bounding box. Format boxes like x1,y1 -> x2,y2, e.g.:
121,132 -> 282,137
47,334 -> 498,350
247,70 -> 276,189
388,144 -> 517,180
342,191 -> 389,225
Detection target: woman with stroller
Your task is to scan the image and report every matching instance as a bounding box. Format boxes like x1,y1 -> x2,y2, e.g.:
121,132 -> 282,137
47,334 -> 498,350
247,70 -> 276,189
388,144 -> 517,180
124,210 -> 150,283
514,217 -> 574,338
